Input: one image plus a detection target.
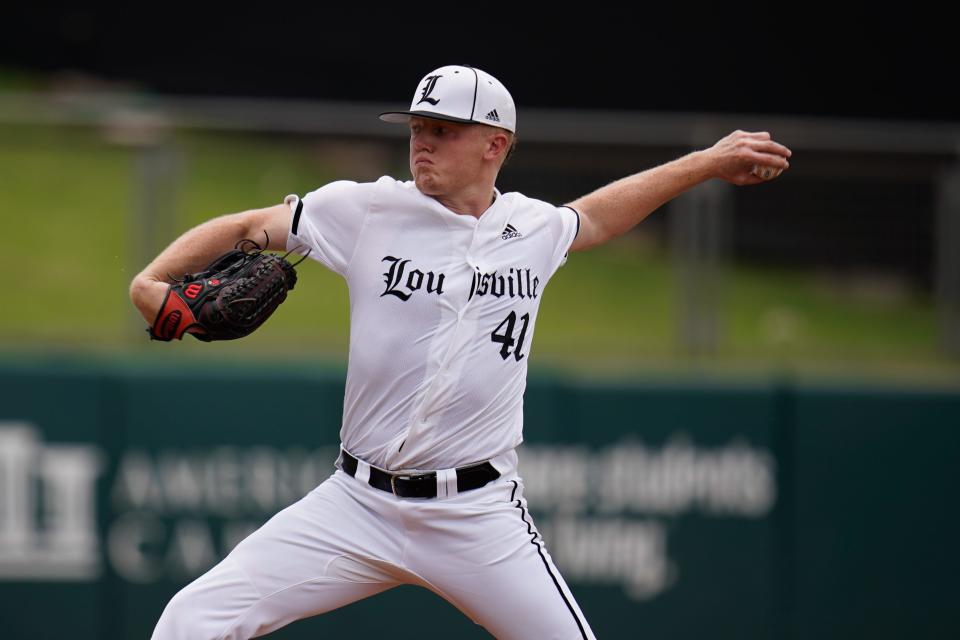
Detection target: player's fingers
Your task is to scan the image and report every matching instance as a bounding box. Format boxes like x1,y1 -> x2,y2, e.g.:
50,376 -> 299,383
752,139 -> 792,158
749,163 -> 787,181
753,156 -> 790,170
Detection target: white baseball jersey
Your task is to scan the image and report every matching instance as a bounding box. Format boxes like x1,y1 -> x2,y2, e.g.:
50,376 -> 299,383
152,177 -> 597,640
284,175 -> 580,471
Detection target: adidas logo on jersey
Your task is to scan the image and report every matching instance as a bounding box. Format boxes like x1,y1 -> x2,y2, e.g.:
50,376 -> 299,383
500,224 -> 522,240
485,109 -> 501,123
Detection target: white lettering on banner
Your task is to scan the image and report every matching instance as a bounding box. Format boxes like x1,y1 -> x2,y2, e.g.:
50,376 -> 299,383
519,436 -> 776,518
166,520 -> 218,578
595,436 -> 776,516
112,447 -> 337,514
518,437 -> 777,600
0,422 -> 777,603
515,446 -> 591,514
104,446 -> 340,583
0,423 -> 102,581
106,513 -> 265,583
107,513 -> 165,583
540,518 -> 675,600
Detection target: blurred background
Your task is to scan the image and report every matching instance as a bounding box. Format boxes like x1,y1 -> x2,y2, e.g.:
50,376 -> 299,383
1,10 -> 957,639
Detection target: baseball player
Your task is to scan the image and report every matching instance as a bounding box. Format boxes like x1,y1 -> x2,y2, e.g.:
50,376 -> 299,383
130,64 -> 791,639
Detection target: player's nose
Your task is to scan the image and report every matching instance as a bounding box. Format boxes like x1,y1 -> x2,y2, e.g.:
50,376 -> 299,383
411,134 -> 433,154
410,124 -> 433,148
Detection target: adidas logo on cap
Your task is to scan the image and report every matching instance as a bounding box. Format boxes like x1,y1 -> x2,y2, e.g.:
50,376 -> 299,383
501,223 -> 521,240
485,109 -> 500,123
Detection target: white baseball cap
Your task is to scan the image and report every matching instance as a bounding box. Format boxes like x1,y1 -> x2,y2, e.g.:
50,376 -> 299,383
379,65 -> 517,133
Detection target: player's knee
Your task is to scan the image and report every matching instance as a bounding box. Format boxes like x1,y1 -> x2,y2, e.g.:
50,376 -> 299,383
152,576 -> 250,640
152,554 -> 267,638
152,586 -> 205,639
153,583 -> 235,639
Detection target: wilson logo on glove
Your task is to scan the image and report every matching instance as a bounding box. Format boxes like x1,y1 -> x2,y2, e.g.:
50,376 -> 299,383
148,233 -> 310,342
161,310 -> 183,337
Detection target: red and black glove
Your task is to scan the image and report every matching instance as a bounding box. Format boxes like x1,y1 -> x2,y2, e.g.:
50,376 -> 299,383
149,237 -> 305,342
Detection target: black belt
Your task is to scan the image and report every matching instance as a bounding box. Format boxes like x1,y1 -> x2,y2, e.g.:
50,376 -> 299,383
340,450 -> 501,498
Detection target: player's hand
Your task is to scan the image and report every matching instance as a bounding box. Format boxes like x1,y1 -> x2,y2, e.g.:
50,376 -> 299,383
129,276 -> 208,335
129,276 -> 171,325
705,130 -> 792,186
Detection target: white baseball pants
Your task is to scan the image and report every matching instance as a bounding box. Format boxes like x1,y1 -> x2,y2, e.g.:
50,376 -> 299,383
151,455 -> 596,639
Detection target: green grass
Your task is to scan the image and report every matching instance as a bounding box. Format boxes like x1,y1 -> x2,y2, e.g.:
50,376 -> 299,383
0,65 -> 47,91
0,122 -> 955,385
2,125 -> 133,335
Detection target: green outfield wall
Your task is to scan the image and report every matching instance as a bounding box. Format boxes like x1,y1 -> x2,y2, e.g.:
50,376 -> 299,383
0,359 -> 957,639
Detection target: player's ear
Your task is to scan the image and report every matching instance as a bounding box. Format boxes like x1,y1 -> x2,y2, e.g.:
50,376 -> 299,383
483,128 -> 510,162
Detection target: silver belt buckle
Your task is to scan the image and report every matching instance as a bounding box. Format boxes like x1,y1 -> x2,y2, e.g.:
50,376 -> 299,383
390,473 -> 433,497
390,474 -> 410,496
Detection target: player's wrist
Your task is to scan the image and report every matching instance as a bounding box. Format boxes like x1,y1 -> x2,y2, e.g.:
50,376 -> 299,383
129,276 -> 170,324
685,149 -> 722,182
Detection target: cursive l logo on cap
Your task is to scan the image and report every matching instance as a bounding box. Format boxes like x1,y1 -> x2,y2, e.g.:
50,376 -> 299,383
417,75 -> 442,106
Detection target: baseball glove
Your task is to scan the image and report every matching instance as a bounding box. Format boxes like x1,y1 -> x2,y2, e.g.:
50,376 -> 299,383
148,234 -> 308,342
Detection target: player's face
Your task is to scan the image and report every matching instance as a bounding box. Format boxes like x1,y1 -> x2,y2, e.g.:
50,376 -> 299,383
408,117 -> 490,197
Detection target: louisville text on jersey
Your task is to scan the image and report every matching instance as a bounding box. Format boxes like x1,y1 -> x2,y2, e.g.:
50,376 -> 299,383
380,256 -> 446,301
380,255 -> 541,303
468,265 -> 539,301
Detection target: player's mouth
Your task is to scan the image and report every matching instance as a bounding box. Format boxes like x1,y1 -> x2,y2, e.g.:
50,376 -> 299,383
414,156 -> 433,166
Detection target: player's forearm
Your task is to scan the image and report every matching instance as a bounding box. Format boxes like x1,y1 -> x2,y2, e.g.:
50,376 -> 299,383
129,213 -> 250,322
571,149 -> 716,246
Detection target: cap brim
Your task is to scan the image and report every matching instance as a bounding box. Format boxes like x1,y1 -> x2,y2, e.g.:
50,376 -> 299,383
378,110 -> 478,125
